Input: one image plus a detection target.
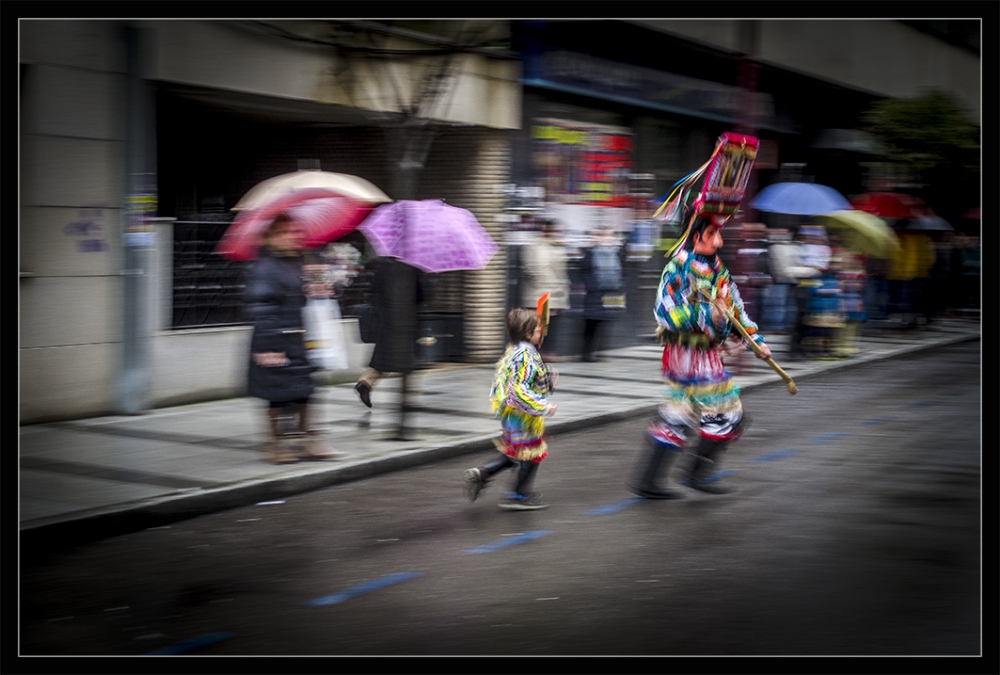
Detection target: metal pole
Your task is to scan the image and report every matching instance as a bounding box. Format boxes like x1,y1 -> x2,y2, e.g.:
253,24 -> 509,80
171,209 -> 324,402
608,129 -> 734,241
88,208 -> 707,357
736,20 -> 760,223
118,23 -> 157,414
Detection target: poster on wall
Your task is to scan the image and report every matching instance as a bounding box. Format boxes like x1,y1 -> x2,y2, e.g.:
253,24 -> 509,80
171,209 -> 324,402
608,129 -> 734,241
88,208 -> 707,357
531,118 -> 634,209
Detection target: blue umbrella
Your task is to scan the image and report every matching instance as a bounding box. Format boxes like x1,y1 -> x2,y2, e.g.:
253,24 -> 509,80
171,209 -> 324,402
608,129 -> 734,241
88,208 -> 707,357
750,182 -> 852,216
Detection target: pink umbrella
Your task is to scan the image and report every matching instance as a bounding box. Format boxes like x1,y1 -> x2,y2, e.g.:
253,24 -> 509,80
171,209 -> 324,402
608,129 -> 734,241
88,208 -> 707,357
232,170 -> 391,211
215,188 -> 373,261
358,199 -> 499,273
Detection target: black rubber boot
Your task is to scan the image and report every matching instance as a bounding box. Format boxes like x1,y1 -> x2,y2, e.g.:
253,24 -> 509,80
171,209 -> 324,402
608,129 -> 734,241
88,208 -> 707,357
686,437 -> 732,494
628,437 -> 683,499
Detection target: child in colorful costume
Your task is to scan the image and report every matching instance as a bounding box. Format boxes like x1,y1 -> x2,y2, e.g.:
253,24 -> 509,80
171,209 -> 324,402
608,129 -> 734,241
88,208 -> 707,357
629,133 -> 772,498
464,307 -> 557,510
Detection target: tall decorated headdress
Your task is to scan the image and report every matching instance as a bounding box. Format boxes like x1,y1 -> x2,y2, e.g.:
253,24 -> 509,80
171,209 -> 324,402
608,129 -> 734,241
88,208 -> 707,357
653,132 -> 759,259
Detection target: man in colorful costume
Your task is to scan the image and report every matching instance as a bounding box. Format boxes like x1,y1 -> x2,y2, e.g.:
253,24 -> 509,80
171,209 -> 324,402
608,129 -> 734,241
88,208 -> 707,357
629,133 -> 772,498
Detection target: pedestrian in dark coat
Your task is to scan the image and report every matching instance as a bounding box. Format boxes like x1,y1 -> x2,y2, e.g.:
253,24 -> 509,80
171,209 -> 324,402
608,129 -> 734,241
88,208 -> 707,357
246,214 -> 341,463
354,257 -> 431,436
579,226 -> 625,362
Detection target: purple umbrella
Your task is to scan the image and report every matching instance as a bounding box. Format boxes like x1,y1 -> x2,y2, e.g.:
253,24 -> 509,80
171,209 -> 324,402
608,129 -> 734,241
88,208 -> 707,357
358,199 -> 499,273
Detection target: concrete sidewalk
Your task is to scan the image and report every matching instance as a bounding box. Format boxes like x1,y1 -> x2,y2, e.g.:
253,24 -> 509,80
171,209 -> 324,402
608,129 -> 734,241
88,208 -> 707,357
19,318 -> 980,551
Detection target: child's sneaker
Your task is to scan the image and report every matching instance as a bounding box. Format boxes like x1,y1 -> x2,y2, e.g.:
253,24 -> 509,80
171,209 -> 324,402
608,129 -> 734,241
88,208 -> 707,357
463,468 -> 487,502
498,492 -> 549,510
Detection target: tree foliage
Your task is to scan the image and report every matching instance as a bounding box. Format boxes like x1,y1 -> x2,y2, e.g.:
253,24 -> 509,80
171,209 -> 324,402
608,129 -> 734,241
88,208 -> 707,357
862,91 -> 980,217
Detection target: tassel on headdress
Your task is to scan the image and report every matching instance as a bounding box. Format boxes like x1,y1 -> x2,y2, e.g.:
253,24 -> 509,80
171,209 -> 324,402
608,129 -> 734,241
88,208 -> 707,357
654,132 -> 759,260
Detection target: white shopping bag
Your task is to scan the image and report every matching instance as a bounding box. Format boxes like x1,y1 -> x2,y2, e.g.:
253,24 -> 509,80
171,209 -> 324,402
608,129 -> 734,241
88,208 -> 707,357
302,297 -> 350,370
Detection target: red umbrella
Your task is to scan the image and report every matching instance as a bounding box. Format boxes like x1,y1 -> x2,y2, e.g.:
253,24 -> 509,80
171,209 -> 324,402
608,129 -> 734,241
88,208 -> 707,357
215,188 -> 373,261
851,192 -> 931,219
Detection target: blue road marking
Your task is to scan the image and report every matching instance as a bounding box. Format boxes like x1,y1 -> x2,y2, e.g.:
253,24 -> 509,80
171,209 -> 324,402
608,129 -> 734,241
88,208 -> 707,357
808,432 -> 850,443
859,416 -> 896,425
680,469 -> 738,485
145,632 -> 236,655
747,449 -> 802,462
584,498 -> 645,515
704,469 -> 737,482
464,530 -> 554,554
304,572 -> 424,606
905,400 -> 939,409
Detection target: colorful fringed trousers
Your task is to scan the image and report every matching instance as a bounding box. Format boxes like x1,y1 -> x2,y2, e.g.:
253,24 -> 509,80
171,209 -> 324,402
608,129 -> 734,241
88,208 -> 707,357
647,342 -> 744,449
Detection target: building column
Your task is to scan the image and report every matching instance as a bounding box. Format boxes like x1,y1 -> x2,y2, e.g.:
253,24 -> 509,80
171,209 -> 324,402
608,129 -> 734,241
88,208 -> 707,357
463,131 -> 511,363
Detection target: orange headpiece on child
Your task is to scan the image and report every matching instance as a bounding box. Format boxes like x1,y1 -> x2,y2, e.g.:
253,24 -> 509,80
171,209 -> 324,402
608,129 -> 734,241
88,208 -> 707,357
536,293 -> 550,338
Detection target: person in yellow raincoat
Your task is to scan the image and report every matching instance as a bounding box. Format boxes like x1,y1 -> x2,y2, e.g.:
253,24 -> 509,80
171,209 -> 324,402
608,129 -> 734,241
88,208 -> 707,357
887,231 -> 935,327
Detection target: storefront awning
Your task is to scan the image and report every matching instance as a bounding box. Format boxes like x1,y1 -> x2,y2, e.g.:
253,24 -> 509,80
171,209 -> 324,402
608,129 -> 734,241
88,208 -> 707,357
523,49 -> 796,134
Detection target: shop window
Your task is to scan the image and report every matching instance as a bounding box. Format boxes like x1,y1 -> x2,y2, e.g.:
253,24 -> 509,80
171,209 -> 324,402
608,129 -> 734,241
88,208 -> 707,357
171,220 -> 248,328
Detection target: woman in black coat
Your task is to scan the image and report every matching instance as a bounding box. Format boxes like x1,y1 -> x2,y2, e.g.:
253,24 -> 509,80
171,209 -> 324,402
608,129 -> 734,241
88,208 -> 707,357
354,257 -> 429,407
246,213 -> 339,463
352,256 -> 434,439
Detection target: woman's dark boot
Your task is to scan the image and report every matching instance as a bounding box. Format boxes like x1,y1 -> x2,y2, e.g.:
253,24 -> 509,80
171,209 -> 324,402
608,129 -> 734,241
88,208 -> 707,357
628,436 -> 683,499
686,437 -> 732,494
293,403 -> 344,460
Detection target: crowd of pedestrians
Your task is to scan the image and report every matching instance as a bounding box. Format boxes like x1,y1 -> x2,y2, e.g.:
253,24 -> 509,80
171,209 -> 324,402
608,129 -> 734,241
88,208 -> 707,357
726,221 -> 978,360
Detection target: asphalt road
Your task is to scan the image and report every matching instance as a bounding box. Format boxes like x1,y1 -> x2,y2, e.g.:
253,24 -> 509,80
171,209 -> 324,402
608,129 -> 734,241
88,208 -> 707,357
19,342 -> 983,659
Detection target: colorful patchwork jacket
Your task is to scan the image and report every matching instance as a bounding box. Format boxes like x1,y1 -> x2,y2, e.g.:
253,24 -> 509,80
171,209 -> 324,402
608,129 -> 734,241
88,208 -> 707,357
654,248 -> 765,350
489,342 -> 552,417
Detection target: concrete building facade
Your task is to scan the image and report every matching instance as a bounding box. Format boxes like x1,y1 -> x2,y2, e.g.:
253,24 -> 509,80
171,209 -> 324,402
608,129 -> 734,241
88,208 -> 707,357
19,19 -> 521,423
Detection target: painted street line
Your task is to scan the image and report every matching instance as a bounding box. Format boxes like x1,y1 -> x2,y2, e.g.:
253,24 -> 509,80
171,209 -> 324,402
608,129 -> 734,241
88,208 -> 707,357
858,416 -> 897,425
905,400 -> 939,409
747,449 -> 802,462
807,432 -> 850,443
464,530 -> 554,554
304,572 -> 424,606
583,498 -> 646,515
145,631 -> 236,655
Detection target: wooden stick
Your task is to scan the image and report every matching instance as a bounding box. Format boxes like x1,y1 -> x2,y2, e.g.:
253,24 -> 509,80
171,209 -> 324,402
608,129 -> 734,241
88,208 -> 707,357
699,287 -> 798,395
